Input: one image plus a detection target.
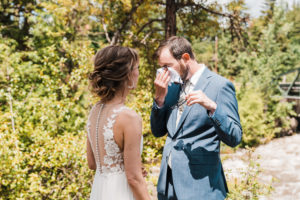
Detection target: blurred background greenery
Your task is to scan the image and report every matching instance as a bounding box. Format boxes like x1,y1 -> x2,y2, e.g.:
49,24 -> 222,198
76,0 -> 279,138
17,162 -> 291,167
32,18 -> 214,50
1,0 -> 299,199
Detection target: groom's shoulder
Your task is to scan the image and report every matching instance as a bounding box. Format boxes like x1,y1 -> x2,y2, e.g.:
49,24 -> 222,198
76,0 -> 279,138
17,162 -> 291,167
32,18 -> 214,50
207,69 -> 232,88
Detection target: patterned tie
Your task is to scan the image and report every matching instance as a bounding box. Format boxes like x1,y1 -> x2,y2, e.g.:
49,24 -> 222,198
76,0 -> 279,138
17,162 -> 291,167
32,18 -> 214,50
176,80 -> 191,128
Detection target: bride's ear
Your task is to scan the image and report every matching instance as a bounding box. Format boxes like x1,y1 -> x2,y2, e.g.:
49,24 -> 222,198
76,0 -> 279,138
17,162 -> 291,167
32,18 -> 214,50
126,74 -> 134,89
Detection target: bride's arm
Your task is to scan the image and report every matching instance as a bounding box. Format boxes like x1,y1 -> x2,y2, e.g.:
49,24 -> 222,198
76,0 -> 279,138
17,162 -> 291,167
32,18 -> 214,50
122,111 -> 151,200
86,138 -> 96,170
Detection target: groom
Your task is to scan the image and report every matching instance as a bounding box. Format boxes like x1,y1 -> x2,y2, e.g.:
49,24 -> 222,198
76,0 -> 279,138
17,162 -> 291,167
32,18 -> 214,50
150,36 -> 242,200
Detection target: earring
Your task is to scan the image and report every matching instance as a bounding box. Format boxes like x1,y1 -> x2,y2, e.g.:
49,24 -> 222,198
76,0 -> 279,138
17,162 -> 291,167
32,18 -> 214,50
128,81 -> 134,89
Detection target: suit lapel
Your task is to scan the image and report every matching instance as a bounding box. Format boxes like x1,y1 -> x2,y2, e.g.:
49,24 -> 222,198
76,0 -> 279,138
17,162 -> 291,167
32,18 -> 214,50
173,67 -> 213,137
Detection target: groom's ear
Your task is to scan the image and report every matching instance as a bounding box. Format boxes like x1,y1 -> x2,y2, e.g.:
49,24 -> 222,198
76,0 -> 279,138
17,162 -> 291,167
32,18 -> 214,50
181,53 -> 190,62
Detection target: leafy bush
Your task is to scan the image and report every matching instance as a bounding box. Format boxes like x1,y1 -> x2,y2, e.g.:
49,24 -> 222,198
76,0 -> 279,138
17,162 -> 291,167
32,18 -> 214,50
237,86 -> 274,146
237,85 -> 294,147
210,6 -> 298,147
0,20 -> 95,198
1,1 -> 299,199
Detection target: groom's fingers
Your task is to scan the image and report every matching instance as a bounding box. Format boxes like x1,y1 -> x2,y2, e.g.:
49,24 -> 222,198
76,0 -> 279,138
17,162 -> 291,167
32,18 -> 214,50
161,70 -> 170,84
154,69 -> 170,107
156,70 -> 163,81
187,91 -> 204,99
165,76 -> 170,85
156,70 -> 169,85
187,99 -> 197,106
186,91 -> 205,105
156,69 -> 166,81
186,94 -> 199,106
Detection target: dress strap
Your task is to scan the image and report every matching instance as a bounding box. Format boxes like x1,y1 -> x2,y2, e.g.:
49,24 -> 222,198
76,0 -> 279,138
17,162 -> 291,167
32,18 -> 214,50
114,106 -> 130,114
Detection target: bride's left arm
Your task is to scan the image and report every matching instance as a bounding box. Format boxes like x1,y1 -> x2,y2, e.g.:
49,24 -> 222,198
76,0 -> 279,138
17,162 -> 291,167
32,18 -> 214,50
122,110 -> 151,200
87,138 -> 96,170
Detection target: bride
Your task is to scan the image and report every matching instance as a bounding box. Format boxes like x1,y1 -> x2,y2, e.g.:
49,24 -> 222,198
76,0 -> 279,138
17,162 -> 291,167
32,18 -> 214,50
86,45 -> 151,200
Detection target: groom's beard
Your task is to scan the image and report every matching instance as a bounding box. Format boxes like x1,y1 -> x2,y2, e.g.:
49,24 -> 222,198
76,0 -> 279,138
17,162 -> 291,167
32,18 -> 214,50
179,62 -> 190,83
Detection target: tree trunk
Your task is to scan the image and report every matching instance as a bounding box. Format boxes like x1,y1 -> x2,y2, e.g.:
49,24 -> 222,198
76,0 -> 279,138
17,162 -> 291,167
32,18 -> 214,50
165,0 -> 177,39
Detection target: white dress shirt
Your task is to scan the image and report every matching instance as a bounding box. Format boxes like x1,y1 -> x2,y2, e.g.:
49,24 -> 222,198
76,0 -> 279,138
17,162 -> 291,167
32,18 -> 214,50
175,65 -> 205,128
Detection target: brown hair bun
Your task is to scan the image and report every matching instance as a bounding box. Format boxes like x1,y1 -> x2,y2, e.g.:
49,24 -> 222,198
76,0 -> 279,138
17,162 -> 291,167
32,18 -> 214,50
89,45 -> 138,102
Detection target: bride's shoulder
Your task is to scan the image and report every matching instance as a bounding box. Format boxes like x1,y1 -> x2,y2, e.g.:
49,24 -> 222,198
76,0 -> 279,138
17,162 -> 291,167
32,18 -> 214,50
117,108 -> 142,136
118,107 -> 142,124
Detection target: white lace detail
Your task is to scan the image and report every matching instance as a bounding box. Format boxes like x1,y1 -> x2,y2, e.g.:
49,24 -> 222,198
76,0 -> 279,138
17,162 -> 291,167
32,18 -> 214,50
96,105 -> 129,174
88,104 -> 139,200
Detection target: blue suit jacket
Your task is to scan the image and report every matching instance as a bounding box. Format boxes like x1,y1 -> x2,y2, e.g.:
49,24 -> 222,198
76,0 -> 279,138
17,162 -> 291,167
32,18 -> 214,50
150,67 -> 242,200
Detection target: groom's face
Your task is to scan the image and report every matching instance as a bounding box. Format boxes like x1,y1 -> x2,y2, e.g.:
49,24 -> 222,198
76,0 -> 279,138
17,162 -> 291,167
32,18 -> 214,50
158,47 -> 188,81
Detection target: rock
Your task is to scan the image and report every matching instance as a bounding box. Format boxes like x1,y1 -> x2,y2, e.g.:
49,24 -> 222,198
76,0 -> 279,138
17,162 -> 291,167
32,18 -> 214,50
290,117 -> 298,131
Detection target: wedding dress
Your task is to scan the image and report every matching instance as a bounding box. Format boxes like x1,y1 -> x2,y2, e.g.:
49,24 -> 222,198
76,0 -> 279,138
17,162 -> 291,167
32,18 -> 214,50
87,103 -> 142,200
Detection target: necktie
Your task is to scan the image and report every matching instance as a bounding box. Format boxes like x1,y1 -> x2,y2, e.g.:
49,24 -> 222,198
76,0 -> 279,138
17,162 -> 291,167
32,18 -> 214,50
176,80 -> 191,127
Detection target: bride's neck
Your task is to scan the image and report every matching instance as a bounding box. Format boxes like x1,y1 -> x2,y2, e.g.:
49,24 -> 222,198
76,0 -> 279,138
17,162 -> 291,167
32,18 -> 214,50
104,91 -> 127,106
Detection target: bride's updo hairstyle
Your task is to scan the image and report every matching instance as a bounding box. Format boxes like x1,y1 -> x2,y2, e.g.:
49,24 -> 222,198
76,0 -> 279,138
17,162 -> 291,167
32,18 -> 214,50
89,45 -> 139,102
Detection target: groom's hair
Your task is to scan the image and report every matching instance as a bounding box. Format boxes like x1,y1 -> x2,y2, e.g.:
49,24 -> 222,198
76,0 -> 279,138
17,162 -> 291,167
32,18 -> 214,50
155,36 -> 195,60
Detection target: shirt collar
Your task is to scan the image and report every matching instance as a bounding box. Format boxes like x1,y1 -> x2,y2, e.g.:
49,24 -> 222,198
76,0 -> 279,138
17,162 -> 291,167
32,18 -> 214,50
189,64 -> 206,86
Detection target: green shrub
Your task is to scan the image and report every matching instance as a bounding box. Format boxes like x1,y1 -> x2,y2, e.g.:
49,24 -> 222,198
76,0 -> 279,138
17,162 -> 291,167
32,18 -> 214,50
238,86 -> 275,146
1,2 -> 299,199
237,84 -> 295,147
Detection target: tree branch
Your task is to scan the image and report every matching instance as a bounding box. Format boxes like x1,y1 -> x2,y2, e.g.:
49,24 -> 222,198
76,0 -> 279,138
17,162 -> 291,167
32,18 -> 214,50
111,0 -> 145,44
137,18 -> 165,35
176,2 -> 230,17
101,18 -> 112,43
176,1 -> 249,47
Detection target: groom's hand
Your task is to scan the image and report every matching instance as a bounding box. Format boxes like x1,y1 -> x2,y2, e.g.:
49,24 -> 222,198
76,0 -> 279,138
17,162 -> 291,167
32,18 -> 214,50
186,90 -> 217,114
154,68 -> 170,107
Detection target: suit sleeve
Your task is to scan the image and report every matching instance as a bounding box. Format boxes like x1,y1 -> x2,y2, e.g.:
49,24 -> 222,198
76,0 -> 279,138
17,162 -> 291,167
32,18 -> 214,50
208,81 -> 243,147
150,101 -> 169,137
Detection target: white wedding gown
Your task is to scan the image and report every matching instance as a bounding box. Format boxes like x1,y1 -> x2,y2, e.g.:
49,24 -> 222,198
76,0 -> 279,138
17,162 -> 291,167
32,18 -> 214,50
87,103 -> 142,200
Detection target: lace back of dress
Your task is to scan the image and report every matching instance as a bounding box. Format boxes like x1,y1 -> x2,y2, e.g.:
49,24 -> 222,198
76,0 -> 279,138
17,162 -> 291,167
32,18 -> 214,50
87,103 -> 128,174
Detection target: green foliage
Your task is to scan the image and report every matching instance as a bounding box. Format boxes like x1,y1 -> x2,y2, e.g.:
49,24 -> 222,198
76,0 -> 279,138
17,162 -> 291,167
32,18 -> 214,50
0,0 -> 41,50
0,0 -> 299,199
0,2 -> 95,197
238,87 -> 274,146
237,85 -> 295,147
192,39 -> 215,68
127,88 -> 166,165
287,5 -> 300,44
219,6 -> 300,82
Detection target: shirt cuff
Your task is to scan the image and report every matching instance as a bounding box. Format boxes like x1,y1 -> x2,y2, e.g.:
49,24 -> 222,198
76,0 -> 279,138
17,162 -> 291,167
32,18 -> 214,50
153,98 -> 164,109
207,105 -> 217,118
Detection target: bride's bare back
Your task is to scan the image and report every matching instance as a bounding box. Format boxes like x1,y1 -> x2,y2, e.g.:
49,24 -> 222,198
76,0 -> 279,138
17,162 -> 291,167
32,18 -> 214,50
87,103 -> 128,173
86,102 -> 149,200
